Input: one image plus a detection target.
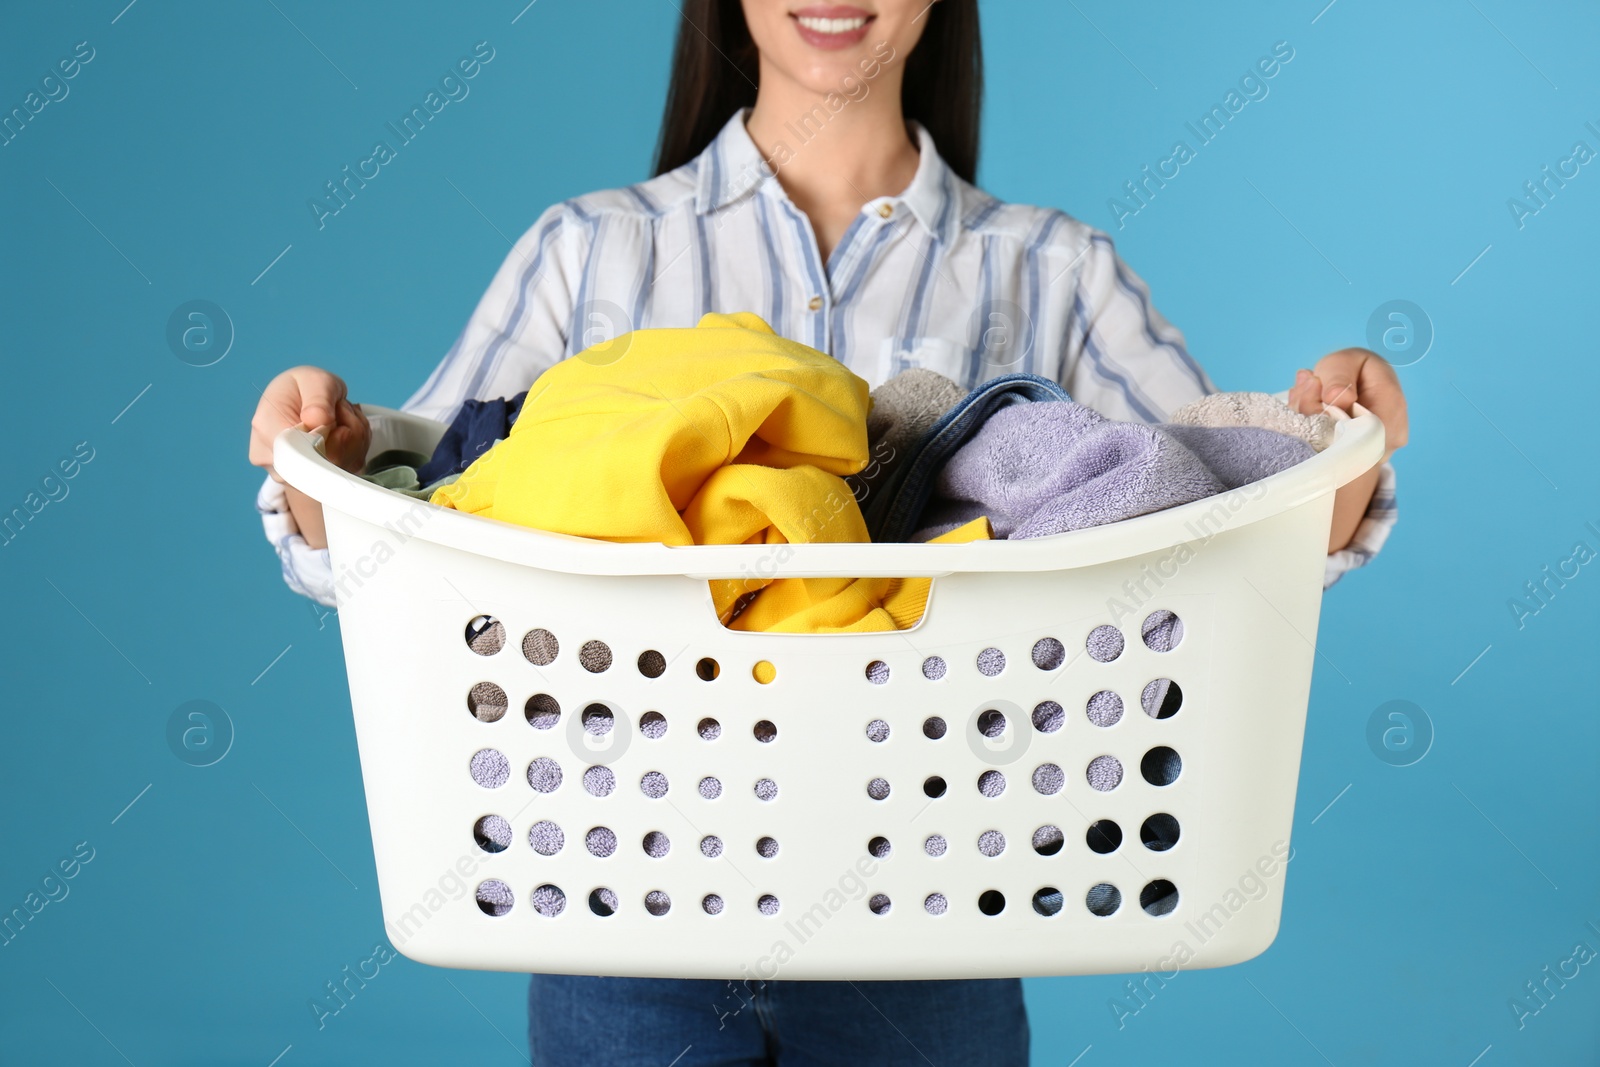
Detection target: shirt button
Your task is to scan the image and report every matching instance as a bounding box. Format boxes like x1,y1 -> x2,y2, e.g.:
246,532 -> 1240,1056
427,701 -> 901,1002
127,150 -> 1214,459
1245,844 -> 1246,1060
808,295 -> 824,311
877,203 -> 894,219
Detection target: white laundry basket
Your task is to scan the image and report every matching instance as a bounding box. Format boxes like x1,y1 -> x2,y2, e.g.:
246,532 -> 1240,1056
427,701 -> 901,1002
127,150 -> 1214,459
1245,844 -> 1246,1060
274,403 -> 1383,981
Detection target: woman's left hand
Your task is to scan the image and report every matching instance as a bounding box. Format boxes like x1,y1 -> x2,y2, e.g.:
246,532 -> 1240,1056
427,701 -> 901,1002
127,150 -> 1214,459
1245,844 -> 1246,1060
1287,347 -> 1409,461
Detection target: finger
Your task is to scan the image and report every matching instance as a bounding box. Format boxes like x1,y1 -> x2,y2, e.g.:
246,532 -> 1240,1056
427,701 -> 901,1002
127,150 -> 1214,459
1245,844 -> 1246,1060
298,374 -> 346,432
1287,368 -> 1310,410
1320,371 -> 1358,411
336,397 -> 364,432
1291,370 -> 1323,415
301,399 -> 336,433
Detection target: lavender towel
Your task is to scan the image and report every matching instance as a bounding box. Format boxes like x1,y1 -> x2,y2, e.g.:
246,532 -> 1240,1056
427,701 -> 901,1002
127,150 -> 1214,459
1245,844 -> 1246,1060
913,401 -> 1314,541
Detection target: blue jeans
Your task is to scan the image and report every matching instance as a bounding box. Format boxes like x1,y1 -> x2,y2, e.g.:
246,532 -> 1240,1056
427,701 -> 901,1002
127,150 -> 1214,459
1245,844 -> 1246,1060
864,372 -> 1071,542
527,975 -> 1029,1066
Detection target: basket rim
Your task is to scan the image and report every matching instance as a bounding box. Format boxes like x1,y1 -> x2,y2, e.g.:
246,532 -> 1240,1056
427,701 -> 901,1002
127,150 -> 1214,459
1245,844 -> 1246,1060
273,402 -> 1384,578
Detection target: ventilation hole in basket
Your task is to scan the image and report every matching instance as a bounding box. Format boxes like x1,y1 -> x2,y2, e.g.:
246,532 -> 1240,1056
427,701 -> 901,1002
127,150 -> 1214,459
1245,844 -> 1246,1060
637,650 -> 666,678
1086,819 -> 1123,854
977,708 -> 1007,738
976,647 -> 1006,676
1086,883 -> 1122,917
639,711 -> 667,739
756,836 -> 780,859
865,660 -> 891,684
528,820 -> 565,856
1086,755 -> 1123,792
978,890 -> 1006,915
978,830 -> 1006,857
531,884 -> 566,917
641,771 -> 670,798
702,893 -> 725,915
571,641 -> 608,674
922,655 -> 947,680
475,879 -> 514,917
644,890 -> 672,916
641,831 -> 671,858
922,775 -> 947,799
700,835 -> 724,858
1032,825 -> 1064,856
699,776 -> 722,800
589,888 -> 618,916
754,778 -> 778,801
693,717 -> 720,741
1142,747 -> 1182,786
924,834 -> 948,857
1141,879 -> 1179,916
473,815 -> 511,853
582,766 -> 615,797
868,836 -> 892,859
753,720 -> 777,743
522,628 -> 559,666
585,827 -> 617,858
695,657 -> 720,681
753,660 -> 777,684
925,892 -> 949,915
469,749 -> 509,789
466,616 -> 505,656
868,893 -> 892,915
1031,701 -> 1064,734
1032,763 -> 1064,796
467,682 -> 508,723
1141,813 -> 1181,851
867,777 -> 891,801
1142,610 -> 1185,653
1024,889 -> 1062,921
582,703 -> 615,736
758,894 -> 781,916
527,757 -> 563,793
525,694 -> 560,730
1142,680 -> 1183,720
923,716 -> 948,740
1033,887 -> 1064,916
1085,690 -> 1124,728
1031,637 -> 1065,671
865,719 -> 891,743
977,770 -> 1006,797
1086,625 -> 1124,663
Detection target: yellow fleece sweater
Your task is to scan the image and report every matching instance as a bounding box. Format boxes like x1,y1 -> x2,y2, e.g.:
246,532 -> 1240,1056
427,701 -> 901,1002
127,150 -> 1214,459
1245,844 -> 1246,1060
433,311 -> 987,632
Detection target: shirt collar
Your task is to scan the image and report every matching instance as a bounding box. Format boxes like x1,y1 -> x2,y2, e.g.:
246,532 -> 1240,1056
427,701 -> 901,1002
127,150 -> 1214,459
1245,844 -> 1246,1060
694,108 -> 960,245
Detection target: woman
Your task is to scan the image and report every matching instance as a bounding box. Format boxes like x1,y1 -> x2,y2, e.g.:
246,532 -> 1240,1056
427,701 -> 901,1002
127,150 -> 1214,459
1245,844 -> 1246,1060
249,1 -> 1406,1061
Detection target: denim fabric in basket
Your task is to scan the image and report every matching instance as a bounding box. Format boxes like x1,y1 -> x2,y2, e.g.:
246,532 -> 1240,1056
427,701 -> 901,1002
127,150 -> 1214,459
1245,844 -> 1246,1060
866,373 -> 1072,542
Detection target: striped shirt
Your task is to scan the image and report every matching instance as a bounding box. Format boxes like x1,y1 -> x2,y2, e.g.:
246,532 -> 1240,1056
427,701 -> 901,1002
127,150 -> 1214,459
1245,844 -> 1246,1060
260,108 -> 1396,606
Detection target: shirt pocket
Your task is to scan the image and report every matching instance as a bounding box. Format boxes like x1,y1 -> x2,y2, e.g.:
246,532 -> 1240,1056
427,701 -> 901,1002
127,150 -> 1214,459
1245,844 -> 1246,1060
875,336 -> 972,388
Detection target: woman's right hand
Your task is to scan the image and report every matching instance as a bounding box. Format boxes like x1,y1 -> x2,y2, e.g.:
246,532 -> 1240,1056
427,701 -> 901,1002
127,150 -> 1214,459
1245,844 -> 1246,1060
249,366 -> 371,481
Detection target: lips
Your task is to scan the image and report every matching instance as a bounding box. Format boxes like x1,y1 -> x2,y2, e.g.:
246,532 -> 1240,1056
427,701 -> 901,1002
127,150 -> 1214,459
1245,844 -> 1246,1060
790,5 -> 875,50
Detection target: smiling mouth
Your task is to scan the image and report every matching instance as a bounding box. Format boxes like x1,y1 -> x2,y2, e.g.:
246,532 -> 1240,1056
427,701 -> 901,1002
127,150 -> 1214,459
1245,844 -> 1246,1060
794,15 -> 871,34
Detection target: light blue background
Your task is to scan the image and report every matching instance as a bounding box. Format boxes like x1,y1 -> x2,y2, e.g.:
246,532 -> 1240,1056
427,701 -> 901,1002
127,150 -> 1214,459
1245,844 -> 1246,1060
3,0 -> 1596,1063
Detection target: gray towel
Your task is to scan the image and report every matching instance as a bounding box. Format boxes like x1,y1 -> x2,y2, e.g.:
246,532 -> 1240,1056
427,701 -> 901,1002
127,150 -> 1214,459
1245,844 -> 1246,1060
914,400 -> 1314,541
1168,390 -> 1335,451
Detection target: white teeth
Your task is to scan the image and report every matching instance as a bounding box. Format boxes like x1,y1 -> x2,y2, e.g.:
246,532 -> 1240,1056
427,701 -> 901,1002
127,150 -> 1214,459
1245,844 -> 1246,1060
797,15 -> 867,34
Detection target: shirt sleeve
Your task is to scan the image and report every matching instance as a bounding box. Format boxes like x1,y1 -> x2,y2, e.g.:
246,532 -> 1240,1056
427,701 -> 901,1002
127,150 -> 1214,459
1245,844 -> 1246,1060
257,202 -> 587,606
1058,230 -> 1218,422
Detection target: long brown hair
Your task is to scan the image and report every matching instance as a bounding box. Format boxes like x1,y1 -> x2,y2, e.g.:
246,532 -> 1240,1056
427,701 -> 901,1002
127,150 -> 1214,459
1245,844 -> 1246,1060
652,1 -> 983,184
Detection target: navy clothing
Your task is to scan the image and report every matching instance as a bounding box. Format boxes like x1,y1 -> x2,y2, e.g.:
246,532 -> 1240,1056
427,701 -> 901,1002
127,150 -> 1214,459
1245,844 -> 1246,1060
414,390 -> 528,485
527,974 -> 1028,1067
